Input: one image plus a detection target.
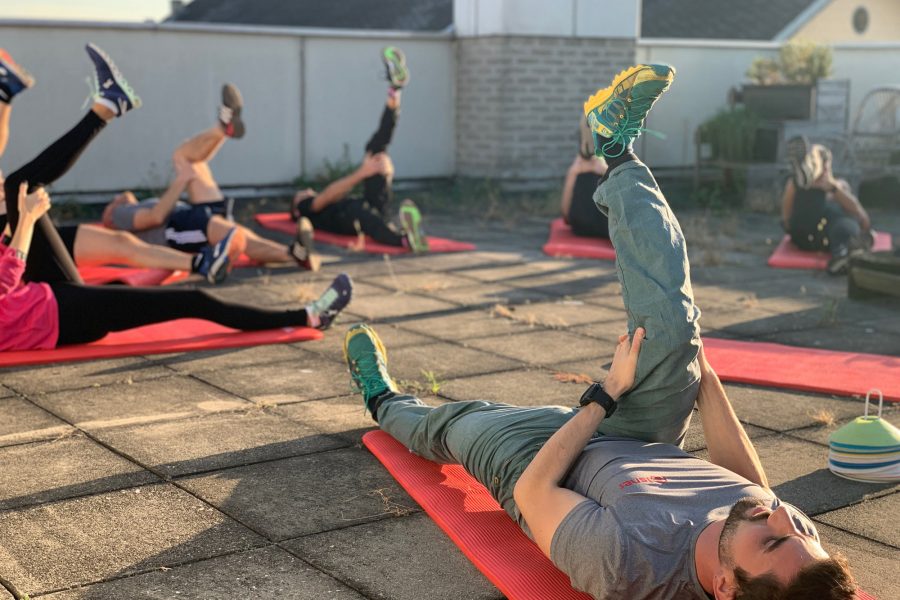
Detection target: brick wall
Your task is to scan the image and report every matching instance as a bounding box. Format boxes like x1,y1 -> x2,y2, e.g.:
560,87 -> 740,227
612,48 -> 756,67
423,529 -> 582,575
456,36 -> 636,180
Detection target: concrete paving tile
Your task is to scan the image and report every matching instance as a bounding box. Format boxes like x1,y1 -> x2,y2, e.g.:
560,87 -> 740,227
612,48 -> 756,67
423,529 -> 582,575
682,415 -> 774,453
365,271 -> 482,293
193,352 -> 349,405
815,523 -> 900,600
91,411 -> 346,478
0,434 -> 156,511
423,282 -> 553,307
0,397 -> 72,448
816,493 -> 900,548
567,318 -> 629,343
180,448 -> 415,540
345,290 -> 460,322
42,545 -> 365,600
735,435 -> 896,515
302,324 -> 434,364
440,368 -> 584,407
155,343 -> 309,374
0,357 -> 171,395
388,342 -> 522,382
458,260 -> 577,283
396,308 -> 538,341
466,329 -> 612,367
278,395 -> 378,444
285,513 -> 502,600
789,408 -> 900,446
0,385 -> 12,398
31,376 -> 251,431
488,299 -> 623,329
0,483 -> 264,595
724,385 -> 863,432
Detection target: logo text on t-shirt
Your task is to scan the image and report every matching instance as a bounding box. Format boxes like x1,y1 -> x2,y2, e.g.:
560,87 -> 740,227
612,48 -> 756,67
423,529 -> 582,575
619,475 -> 668,490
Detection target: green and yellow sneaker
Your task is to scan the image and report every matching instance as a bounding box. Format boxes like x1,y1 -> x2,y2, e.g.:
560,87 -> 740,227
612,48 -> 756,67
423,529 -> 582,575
583,64 -> 675,158
399,199 -> 429,253
344,324 -> 398,419
382,46 -> 409,89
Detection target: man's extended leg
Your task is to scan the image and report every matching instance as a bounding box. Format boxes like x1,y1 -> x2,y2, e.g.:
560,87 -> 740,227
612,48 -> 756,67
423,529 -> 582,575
585,65 -> 700,445
345,324 -> 575,526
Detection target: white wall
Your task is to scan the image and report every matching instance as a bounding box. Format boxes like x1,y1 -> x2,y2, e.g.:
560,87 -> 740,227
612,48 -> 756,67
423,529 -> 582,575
0,20 -> 454,193
454,0 -> 639,38
636,39 -> 900,167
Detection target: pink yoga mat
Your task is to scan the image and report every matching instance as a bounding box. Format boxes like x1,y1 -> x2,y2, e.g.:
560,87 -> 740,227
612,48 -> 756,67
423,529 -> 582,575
767,233 -> 892,270
254,212 -> 475,254
542,218 -> 615,260
704,338 -> 900,402
365,431 -> 879,600
0,319 -> 322,368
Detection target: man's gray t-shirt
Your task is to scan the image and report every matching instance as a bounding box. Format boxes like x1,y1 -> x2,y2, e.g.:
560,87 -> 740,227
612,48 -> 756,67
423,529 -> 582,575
110,198 -> 168,246
550,438 -> 818,600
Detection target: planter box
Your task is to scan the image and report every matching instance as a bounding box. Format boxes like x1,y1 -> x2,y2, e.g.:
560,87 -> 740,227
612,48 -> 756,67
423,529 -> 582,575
742,84 -> 816,120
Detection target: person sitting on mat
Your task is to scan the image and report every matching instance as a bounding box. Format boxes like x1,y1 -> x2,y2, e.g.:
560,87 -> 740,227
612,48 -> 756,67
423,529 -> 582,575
343,65 -> 857,600
560,116 -> 609,238
102,83 -> 322,272
0,184 -> 352,351
290,47 -> 429,253
0,45 -> 242,285
782,136 -> 873,275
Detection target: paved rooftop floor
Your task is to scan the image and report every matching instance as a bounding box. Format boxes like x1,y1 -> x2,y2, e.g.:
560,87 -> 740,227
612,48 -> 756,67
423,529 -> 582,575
1,208 -> 898,599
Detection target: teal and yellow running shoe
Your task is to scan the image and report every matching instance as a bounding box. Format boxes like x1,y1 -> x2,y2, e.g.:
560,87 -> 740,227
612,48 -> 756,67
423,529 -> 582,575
583,64 -> 675,158
399,199 -> 429,253
382,46 -> 409,89
344,324 -> 398,420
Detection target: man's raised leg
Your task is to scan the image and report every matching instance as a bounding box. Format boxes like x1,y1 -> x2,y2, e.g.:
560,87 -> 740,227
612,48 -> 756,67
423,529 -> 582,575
584,65 -> 701,445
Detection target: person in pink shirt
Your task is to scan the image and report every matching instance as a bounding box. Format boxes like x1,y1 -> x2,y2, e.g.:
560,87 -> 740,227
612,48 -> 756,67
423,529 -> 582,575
0,183 -> 352,352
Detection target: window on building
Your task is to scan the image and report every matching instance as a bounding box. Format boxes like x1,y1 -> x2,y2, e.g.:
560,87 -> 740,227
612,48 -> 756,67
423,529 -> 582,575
853,6 -> 869,34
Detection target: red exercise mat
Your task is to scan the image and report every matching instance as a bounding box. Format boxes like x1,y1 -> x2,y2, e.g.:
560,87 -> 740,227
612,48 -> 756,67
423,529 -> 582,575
704,338 -> 900,402
78,255 -> 260,287
364,430 -> 879,600
767,232 -> 892,270
542,218 -> 615,261
363,430 -> 592,600
254,212 -> 476,255
0,318 -> 322,368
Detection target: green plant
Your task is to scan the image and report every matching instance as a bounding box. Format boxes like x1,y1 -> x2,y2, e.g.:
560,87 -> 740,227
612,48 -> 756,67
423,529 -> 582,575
421,369 -> 444,395
746,40 -> 833,85
293,143 -> 360,190
698,107 -> 761,163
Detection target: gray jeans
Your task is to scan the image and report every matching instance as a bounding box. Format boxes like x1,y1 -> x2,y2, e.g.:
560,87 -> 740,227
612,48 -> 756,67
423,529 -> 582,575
377,160 -> 701,525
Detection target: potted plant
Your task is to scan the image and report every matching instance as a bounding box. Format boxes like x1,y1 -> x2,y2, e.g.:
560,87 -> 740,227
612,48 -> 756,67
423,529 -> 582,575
742,41 -> 833,120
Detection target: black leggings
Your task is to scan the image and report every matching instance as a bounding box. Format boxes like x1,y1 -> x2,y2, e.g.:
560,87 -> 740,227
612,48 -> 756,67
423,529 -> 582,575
3,111 -> 106,283
51,283 -> 310,346
789,192 -> 860,256
299,103 -> 402,246
567,172 -> 609,238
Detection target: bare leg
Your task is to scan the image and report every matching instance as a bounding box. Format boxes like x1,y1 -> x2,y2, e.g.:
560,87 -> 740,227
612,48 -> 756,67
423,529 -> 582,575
173,126 -> 226,163
206,216 -> 292,263
73,225 -> 193,271
187,161 -> 225,204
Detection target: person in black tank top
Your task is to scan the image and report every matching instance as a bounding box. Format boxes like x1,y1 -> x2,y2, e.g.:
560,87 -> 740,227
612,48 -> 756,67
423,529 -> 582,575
781,144 -> 873,274
561,117 -> 609,238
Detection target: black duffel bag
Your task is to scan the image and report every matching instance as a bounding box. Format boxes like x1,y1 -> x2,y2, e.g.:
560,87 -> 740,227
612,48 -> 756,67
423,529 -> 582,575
848,249 -> 900,300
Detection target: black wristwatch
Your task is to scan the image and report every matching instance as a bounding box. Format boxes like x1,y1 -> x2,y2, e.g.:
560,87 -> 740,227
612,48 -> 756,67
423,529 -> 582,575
579,382 -> 617,417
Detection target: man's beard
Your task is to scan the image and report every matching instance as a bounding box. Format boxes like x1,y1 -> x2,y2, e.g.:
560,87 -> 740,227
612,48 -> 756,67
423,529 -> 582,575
718,497 -> 767,566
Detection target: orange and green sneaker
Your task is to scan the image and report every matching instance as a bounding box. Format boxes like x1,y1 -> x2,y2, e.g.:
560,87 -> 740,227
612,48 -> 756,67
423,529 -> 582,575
382,46 -> 409,89
583,64 -> 675,158
344,324 -> 398,420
